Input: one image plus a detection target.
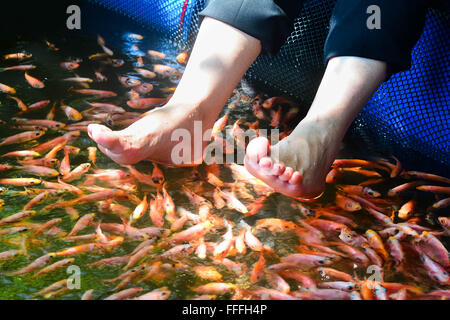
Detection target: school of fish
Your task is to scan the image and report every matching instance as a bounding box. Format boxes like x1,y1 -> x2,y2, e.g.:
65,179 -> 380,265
0,33 -> 449,300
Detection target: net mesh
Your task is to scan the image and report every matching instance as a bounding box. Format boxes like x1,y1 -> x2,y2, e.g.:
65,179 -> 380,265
88,0 -> 207,49
88,0 -> 449,176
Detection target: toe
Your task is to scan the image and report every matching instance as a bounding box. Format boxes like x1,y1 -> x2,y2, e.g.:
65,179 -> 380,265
259,156 -> 273,175
88,124 -> 122,153
259,157 -> 272,169
271,162 -> 285,176
246,136 -> 270,163
289,171 -> 302,185
279,167 -> 294,181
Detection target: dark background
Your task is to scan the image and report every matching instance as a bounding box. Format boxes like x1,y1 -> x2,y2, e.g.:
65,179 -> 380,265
0,1 -> 83,47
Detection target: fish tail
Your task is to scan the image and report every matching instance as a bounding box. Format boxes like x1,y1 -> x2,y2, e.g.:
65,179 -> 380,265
0,271 -> 15,277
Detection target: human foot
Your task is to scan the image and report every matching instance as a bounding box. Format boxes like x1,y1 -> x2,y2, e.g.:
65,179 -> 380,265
88,103 -> 216,166
244,119 -> 343,200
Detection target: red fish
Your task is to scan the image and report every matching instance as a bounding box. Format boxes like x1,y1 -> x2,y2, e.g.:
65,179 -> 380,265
69,88 -> 117,97
126,97 -> 167,109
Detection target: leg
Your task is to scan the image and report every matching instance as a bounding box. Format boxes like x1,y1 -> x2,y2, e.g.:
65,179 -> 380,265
88,17 -> 261,165
245,56 -> 387,199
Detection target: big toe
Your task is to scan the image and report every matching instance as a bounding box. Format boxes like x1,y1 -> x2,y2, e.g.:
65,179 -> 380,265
246,136 -> 270,163
88,124 -> 122,152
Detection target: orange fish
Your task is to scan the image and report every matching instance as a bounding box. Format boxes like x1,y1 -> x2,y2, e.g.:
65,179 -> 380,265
0,178 -> 41,187
152,64 -> 178,78
8,254 -> 52,276
189,283 -> 236,295
2,150 -> 41,158
134,68 -> 157,79
132,194 -> 148,221
18,100 -> 51,114
147,50 -> 166,60
401,171 -> 450,185
262,96 -> 294,109
49,242 -> 104,257
32,258 -> 75,278
416,185 -> 450,195
432,197 -> 450,209
95,70 -> 108,82
365,229 -> 389,261
126,97 -> 167,109
66,213 -> 95,237
45,40 -> 59,51
118,75 -> 142,88
151,163 -> 165,185
135,56 -> 144,67
61,104 -> 83,121
0,210 -> 36,226
25,72 -> 45,88
87,147 -> 97,166
62,163 -> 91,182
161,221 -> 213,248
31,218 -> 63,237
245,196 -> 267,217
211,114 -> 228,138
193,266 -> 223,282
0,130 -> 45,147
60,62 -> 79,70
176,51 -> 189,64
3,52 -> 32,60
126,165 -> 157,187
338,185 -> 381,198
105,287 -> 143,300
59,147 -> 71,176
15,165 -> 59,178
213,188 -> 226,209
335,194 -> 362,212
270,107 -> 282,127
45,142 -> 66,159
135,83 -> 154,95
162,185 -> 176,223
8,96 -> 27,111
398,199 -> 416,220
89,53 -> 108,60
244,225 -> 263,252
0,164 -> 14,171
250,253 -> 265,283
0,250 -> 22,261
220,189 -> 248,214
235,228 -> 247,254
69,88 -> 117,97
213,220 -> 234,258
148,193 -> 165,227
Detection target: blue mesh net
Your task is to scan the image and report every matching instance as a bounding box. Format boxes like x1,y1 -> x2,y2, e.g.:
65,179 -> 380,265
88,0 -> 206,48
88,0 -> 449,177
352,9 -> 449,178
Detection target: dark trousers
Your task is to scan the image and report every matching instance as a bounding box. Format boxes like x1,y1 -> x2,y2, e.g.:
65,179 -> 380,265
200,0 -> 430,76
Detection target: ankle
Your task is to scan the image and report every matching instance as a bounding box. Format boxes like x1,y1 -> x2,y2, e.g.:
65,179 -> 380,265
305,107 -> 354,141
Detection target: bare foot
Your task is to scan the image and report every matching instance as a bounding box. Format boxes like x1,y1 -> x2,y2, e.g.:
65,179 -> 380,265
87,103 -> 215,166
244,119 -> 342,199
